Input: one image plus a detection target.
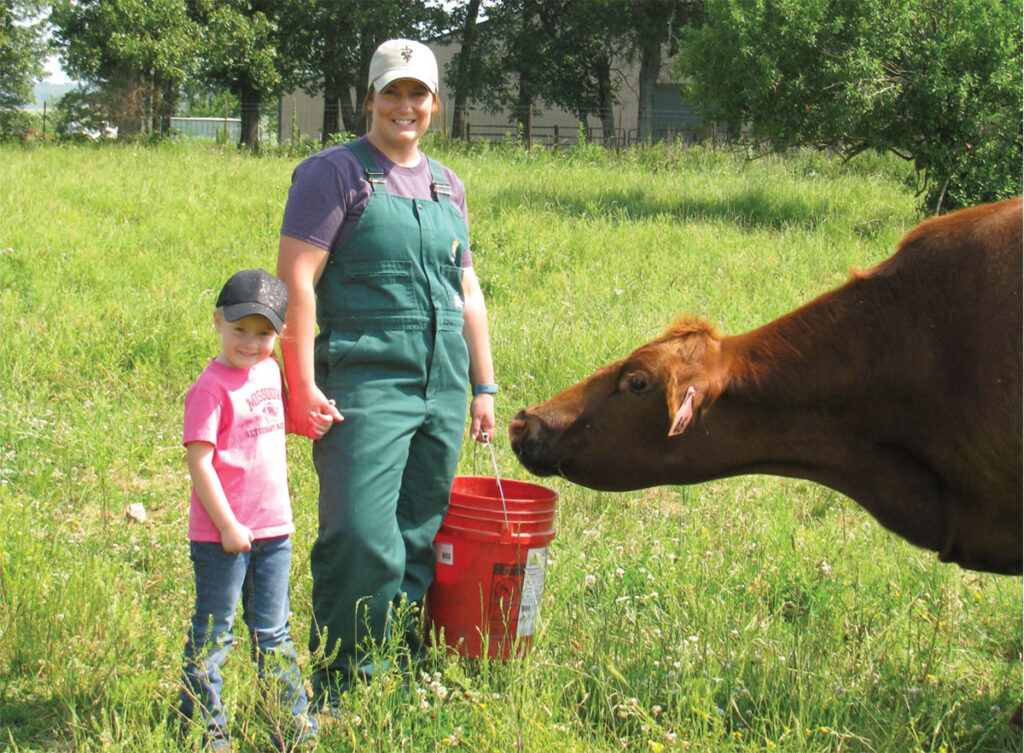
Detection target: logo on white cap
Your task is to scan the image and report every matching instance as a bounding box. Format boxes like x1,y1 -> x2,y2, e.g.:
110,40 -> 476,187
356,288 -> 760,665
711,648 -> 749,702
368,38 -> 439,94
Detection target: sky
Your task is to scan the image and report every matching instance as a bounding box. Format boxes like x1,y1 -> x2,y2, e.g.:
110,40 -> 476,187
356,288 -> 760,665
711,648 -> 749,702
43,56 -> 72,85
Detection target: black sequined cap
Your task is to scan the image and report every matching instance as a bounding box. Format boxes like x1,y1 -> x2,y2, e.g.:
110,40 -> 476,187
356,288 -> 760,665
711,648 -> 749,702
216,269 -> 288,333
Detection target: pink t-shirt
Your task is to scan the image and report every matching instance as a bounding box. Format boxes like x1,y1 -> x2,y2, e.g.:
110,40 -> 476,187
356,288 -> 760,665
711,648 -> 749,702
183,357 -> 295,543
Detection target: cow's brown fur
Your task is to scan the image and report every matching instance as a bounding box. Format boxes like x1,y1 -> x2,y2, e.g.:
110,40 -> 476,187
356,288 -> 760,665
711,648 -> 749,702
510,198 -> 1023,575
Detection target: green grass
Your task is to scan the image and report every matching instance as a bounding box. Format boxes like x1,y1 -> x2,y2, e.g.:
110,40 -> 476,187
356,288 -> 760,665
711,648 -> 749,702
0,139 -> 1019,752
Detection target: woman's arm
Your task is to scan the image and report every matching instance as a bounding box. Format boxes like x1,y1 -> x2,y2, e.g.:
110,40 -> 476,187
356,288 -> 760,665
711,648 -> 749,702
186,441 -> 253,553
277,235 -> 343,438
462,266 -> 496,442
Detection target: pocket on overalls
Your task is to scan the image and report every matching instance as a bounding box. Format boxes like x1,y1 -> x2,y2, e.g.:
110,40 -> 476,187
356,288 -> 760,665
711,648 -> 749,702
314,330 -> 367,382
341,260 -> 416,314
440,265 -> 465,314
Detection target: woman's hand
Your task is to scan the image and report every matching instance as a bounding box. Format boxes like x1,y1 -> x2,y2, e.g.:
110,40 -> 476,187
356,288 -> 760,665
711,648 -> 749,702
469,393 -> 496,442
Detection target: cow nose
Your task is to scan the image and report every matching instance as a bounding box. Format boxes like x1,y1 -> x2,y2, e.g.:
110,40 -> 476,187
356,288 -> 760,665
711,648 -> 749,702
508,410 -> 529,448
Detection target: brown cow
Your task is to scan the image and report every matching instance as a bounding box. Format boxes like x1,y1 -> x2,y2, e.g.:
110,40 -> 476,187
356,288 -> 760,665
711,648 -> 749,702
510,198 -> 1023,575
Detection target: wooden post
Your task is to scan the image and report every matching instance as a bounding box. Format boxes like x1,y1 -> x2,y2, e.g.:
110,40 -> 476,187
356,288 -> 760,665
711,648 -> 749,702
525,104 -> 533,150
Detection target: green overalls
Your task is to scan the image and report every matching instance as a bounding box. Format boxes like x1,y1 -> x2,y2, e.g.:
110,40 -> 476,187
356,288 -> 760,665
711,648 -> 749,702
309,140 -> 470,702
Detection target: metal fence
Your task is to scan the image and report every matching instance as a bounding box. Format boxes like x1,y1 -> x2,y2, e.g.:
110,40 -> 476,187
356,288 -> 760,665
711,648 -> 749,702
465,121 -> 726,148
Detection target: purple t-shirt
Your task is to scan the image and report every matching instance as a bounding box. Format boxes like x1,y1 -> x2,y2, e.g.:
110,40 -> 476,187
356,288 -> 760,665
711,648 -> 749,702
280,136 -> 473,267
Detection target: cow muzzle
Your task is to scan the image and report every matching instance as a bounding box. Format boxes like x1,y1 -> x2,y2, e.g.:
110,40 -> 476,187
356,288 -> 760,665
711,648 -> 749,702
509,409 -> 563,477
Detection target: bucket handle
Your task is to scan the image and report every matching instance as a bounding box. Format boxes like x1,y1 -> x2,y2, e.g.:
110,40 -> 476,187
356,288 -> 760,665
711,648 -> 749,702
479,431 -> 510,532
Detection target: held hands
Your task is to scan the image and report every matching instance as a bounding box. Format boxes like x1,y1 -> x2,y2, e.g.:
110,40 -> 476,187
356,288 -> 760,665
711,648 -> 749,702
289,384 -> 344,439
308,399 -> 343,440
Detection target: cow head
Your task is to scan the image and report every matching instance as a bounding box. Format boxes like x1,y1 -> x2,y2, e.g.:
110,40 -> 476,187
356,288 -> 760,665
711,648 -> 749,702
509,317 -> 728,490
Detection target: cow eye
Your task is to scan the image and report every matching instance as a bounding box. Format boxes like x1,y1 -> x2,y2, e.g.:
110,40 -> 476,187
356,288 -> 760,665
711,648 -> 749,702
626,374 -> 648,393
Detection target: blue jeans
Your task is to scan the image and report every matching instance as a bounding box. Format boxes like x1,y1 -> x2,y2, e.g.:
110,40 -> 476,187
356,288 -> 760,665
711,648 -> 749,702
180,536 -> 310,745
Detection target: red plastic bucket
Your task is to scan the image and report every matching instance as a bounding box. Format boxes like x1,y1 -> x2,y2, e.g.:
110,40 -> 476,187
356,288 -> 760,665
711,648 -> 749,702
428,475 -> 558,658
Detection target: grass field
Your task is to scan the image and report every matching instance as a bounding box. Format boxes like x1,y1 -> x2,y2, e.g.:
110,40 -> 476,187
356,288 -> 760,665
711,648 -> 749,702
0,138 -> 1020,752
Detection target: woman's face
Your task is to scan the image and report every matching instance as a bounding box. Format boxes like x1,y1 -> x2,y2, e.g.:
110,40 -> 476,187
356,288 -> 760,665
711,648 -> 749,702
367,78 -> 437,151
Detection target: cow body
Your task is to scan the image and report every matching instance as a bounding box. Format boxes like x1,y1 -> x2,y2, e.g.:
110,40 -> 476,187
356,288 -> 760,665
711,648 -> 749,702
510,198 -> 1023,575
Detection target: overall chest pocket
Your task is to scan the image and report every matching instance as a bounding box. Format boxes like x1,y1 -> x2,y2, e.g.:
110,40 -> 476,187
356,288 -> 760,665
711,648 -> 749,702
340,259 -> 416,313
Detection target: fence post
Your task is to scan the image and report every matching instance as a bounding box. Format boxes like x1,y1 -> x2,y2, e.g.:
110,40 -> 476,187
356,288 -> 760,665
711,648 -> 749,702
466,123 -> 472,143
525,104 -> 533,150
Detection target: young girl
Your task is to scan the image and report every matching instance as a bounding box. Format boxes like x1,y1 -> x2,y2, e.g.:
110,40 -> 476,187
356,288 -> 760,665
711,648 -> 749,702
179,269 -> 339,750
277,38 -> 497,708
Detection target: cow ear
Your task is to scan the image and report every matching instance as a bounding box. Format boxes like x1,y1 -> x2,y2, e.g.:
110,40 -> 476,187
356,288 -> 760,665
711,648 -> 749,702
668,385 -> 697,437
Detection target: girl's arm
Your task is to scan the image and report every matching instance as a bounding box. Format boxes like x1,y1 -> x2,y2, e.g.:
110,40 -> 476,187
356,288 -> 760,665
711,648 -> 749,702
462,266 -> 496,442
185,441 -> 253,553
277,235 -> 343,438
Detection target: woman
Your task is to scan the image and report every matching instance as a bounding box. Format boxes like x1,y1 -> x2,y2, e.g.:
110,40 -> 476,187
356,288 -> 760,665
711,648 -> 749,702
277,38 -> 496,708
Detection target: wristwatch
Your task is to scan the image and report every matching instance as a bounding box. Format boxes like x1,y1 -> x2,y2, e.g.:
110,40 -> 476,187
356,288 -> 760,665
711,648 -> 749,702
471,382 -> 499,396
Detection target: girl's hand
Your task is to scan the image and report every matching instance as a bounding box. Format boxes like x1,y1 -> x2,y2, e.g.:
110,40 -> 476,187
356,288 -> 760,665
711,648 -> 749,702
289,385 -> 343,439
469,394 -> 496,442
220,521 -> 254,554
309,400 -> 342,439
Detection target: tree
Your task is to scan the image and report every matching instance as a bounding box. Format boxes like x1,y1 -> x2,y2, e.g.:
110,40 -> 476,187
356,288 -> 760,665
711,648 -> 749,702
188,0 -> 310,151
677,0 -> 1023,211
627,0 -> 700,144
447,0 -> 481,140
50,0 -> 199,136
0,0 -> 48,135
533,0 -> 629,145
457,0 -> 545,143
444,0 -> 516,132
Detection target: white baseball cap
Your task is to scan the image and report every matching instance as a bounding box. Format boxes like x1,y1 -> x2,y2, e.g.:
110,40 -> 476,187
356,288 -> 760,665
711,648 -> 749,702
368,39 -> 439,94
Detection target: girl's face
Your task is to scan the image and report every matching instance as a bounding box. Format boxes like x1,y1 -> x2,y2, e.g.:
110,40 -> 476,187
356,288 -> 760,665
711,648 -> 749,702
367,78 -> 437,151
214,312 -> 277,370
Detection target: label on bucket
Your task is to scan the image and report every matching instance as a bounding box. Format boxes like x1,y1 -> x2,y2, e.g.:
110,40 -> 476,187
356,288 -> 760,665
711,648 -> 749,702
437,542 -> 454,566
517,546 -> 548,637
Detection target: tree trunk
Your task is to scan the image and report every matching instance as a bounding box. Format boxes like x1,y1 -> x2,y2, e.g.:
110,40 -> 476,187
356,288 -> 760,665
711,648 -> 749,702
450,0 -> 481,140
113,72 -> 142,138
321,74 -> 348,144
320,96 -> 340,144
159,78 -> 177,134
633,0 -> 682,144
636,41 -> 661,143
239,78 -> 261,151
340,87 -> 362,136
515,0 -> 540,143
596,56 -> 616,146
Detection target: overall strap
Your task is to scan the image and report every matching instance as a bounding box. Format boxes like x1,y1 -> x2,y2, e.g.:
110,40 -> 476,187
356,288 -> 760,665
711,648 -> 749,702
346,140 -> 386,191
427,157 -> 452,204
